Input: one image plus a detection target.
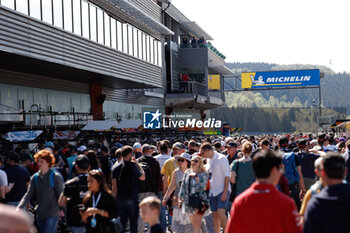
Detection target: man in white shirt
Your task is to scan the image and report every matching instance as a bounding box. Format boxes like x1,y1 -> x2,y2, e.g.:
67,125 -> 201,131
200,142 -> 231,233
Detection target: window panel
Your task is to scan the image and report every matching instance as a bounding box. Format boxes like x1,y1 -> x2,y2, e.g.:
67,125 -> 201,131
29,0 -> 41,20
16,0 -> 28,15
97,8 -> 103,44
63,0 -> 72,32
142,33 -> 146,61
72,0 -> 81,35
111,18 -> 116,49
150,37 -> 154,64
89,5 -> 96,41
1,0 -> 15,10
42,0 -> 53,24
128,25 -> 133,56
104,13 -> 110,46
117,21 -> 123,51
81,1 -> 89,39
122,24 -> 128,53
146,36 -> 150,62
133,27 -> 138,58
158,41 -> 162,67
53,0 -> 63,28
138,30 -> 142,59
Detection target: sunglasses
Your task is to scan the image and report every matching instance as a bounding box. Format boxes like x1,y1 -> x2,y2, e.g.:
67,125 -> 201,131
178,159 -> 186,163
191,160 -> 199,163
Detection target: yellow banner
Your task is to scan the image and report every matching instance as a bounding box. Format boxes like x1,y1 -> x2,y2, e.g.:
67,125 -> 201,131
208,75 -> 221,90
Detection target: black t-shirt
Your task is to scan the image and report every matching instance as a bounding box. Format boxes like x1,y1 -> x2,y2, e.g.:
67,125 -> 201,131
84,191 -> 119,233
63,174 -> 89,226
5,165 -> 30,202
137,155 -> 161,193
98,155 -> 112,184
112,161 -> 142,200
297,152 -> 319,179
150,224 -> 164,233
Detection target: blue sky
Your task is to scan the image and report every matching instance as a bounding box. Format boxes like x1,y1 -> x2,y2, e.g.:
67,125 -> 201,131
174,0 -> 350,73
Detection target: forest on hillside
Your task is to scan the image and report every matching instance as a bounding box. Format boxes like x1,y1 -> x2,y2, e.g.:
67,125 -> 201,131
211,62 -> 349,133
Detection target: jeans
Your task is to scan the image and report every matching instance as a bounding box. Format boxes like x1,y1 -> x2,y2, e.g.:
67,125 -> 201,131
119,199 -> 139,233
289,183 -> 301,210
157,192 -> 172,231
70,226 -> 86,233
37,216 -> 59,233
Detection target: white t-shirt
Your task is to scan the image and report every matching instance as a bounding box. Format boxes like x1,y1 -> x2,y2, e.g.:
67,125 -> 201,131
0,169 -> 8,186
207,152 -> 231,197
154,153 -> 171,170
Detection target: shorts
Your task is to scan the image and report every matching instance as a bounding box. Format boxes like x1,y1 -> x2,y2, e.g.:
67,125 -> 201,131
209,191 -> 229,212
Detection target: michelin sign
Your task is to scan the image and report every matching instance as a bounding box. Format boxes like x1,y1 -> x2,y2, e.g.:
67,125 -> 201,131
241,69 -> 320,89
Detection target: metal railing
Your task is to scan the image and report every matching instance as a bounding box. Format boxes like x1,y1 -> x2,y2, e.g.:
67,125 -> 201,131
178,81 -> 207,96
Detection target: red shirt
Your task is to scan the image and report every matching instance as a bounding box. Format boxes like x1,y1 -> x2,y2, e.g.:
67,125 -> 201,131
226,182 -> 302,233
182,74 -> 189,82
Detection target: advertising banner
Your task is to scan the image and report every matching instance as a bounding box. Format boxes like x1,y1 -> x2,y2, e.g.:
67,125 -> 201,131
241,69 -> 320,89
3,130 -> 43,142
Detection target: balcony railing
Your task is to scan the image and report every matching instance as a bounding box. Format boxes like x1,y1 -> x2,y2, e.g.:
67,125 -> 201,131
179,41 -> 226,60
177,81 -> 207,96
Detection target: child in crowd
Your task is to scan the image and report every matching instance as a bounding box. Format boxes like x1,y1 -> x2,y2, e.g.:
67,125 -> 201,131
139,196 -> 164,233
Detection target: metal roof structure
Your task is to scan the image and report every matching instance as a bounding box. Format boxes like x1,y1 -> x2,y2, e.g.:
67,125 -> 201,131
108,0 -> 174,35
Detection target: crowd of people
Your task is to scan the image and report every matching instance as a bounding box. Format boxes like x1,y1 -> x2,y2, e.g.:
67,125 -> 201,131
0,132 -> 350,233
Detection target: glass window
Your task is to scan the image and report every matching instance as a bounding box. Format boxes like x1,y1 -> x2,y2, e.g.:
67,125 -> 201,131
81,1 -> 89,39
158,41 -> 162,67
128,25 -> 133,56
111,18 -> 116,49
146,36 -> 150,62
154,40 -> 158,65
122,24 -> 128,53
29,0 -> 41,20
16,0 -> 28,15
117,21 -> 123,51
150,37 -> 154,64
72,0 -> 81,35
138,30 -> 142,59
89,5 -> 96,41
97,8 -> 103,44
53,0 -> 63,28
63,0 -> 72,32
1,0 -> 15,10
133,27 -> 138,58
42,0 -> 52,24
104,13 -> 110,46
142,33 -> 146,61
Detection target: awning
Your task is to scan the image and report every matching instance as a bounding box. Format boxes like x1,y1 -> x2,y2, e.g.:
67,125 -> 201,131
115,119 -> 142,129
209,66 -> 234,75
108,0 -> 174,35
52,131 -> 80,140
180,21 -> 213,40
3,130 -> 43,142
82,120 -> 118,131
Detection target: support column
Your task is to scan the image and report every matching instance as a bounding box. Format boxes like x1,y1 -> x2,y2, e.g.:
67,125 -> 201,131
90,84 -> 104,120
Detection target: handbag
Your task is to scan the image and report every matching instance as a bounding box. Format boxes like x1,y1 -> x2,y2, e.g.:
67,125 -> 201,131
110,217 -> 123,233
188,176 -> 202,209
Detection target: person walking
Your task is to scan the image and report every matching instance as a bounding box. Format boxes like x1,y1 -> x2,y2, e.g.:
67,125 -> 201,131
59,155 -> 91,233
18,149 -> 64,233
163,153 -> 192,233
178,155 -> 209,233
226,150 -> 302,233
81,169 -> 119,233
200,143 -> 230,233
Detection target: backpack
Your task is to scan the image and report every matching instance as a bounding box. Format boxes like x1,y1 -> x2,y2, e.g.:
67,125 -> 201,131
138,162 -> 153,193
282,152 -> 299,185
33,169 -> 62,199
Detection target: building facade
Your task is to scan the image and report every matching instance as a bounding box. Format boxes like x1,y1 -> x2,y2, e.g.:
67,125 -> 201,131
0,0 -> 231,131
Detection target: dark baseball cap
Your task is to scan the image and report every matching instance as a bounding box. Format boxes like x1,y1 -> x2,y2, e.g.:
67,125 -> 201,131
74,155 -> 90,170
227,142 -> 238,148
297,139 -> 309,147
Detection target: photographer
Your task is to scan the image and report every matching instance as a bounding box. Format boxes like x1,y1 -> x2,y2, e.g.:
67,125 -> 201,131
59,155 -> 90,233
